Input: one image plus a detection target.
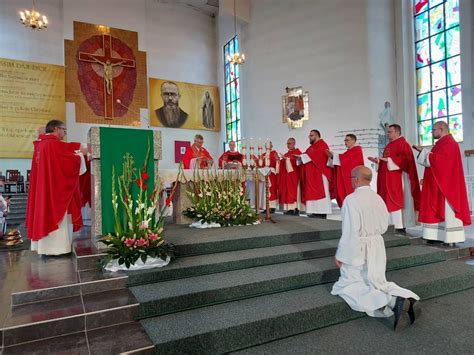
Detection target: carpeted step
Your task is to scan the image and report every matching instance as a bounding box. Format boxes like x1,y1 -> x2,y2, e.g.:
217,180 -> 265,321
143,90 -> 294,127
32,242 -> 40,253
140,259 -> 474,354
163,216 -> 345,256
132,245 -> 445,318
231,287 -> 474,354
127,234 -> 410,286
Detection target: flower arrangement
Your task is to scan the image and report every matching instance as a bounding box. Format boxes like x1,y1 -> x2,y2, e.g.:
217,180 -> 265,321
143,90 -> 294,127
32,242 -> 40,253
100,142 -> 176,269
183,168 -> 258,227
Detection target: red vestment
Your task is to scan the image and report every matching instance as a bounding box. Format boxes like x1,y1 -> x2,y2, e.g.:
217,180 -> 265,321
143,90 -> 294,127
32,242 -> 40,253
79,158 -> 91,207
278,148 -> 302,205
377,136 -> 421,212
26,134 -> 83,241
419,134 -> 471,226
301,139 -> 333,202
334,146 -> 364,207
182,144 -> 214,169
262,150 -> 279,202
218,151 -> 243,168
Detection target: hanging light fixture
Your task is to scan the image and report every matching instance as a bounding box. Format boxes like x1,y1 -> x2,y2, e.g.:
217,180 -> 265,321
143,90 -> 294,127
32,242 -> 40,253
227,0 -> 245,65
19,0 -> 48,30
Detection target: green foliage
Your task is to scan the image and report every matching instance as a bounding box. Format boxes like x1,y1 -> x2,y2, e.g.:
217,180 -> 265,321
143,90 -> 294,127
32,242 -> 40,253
183,169 -> 258,227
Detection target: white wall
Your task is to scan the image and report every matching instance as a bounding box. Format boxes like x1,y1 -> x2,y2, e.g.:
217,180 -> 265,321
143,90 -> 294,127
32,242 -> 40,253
0,0 -> 219,177
218,0 -> 397,160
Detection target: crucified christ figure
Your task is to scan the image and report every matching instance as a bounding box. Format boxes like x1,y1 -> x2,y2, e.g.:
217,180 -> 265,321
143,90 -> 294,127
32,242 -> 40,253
91,57 -> 124,95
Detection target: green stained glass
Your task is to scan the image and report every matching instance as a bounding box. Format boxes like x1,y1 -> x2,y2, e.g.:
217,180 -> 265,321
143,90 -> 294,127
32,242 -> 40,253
225,65 -> 231,83
414,0 -> 428,15
429,5 -> 444,35
234,62 -> 240,78
416,39 -> 430,68
448,85 -> 462,115
226,124 -> 232,138
417,66 -> 431,93
415,12 -> 429,41
224,45 -> 230,60
445,0 -> 459,29
418,120 -> 433,146
226,105 -> 231,124
430,32 -> 445,62
229,40 -> 235,56
432,89 -> 447,118
429,0 -> 443,7
446,55 -> 461,86
417,94 -> 431,121
448,115 -> 463,142
430,60 -> 446,90
234,80 -> 240,100
231,81 -> 236,101
232,121 -> 237,139
446,26 -> 460,57
225,84 -> 230,103
232,100 -> 237,121
234,38 -> 239,54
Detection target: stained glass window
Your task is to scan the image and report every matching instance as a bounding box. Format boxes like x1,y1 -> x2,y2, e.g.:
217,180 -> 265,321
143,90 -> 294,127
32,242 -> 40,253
223,36 -> 241,150
414,0 -> 463,144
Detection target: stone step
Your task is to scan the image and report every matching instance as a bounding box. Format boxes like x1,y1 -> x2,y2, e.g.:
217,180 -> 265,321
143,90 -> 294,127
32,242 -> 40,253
1,288 -> 139,348
140,259 -> 474,354
232,287 -> 474,354
163,216 -> 345,256
131,245 -> 445,318
127,234 -> 410,286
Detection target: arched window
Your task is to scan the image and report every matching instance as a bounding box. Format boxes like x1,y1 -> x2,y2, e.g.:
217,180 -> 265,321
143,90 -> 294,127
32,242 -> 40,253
223,36 -> 241,148
414,0 -> 462,145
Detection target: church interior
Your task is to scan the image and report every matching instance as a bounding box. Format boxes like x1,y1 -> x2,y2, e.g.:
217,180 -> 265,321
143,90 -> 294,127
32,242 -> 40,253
0,0 -> 474,353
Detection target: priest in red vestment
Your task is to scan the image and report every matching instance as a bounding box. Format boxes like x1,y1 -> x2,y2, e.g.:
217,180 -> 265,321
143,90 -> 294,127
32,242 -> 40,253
298,130 -> 333,218
368,124 -> 421,233
182,134 -> 214,169
278,137 -> 302,215
327,134 -> 365,207
218,140 -> 243,168
26,120 -> 87,255
413,121 -> 471,244
261,141 -> 280,212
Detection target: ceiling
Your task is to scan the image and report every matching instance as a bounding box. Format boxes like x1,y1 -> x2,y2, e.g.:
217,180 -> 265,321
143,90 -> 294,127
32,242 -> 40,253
154,0 -> 219,17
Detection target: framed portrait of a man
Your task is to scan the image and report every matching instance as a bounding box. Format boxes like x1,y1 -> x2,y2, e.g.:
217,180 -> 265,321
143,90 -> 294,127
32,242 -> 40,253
149,78 -> 220,131
282,86 -> 309,129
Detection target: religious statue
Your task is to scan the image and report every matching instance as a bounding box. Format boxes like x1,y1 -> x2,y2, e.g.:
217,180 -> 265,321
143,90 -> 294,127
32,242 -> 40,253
92,57 -> 124,95
202,91 -> 215,129
378,101 -> 394,156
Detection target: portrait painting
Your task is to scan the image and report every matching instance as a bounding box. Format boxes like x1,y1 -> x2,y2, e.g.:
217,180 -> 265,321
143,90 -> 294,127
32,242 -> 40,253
282,86 -> 309,129
149,78 -> 220,131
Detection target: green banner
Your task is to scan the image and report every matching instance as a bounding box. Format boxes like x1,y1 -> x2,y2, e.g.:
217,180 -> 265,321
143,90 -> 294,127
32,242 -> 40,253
100,127 -> 155,235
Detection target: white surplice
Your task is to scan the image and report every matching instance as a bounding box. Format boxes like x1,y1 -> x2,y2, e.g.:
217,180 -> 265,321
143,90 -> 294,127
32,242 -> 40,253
300,153 -> 332,214
417,149 -> 465,243
331,186 -> 419,317
31,152 -> 87,255
385,158 -> 417,229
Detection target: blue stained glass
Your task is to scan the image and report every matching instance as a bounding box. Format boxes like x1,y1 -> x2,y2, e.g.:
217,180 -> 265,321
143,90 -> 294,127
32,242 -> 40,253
234,80 -> 240,100
225,65 -> 231,83
430,60 -> 446,90
448,85 -> 462,115
432,89 -> 447,118
416,39 -> 430,68
429,0 -> 443,7
429,5 -> 444,35
417,94 -> 431,121
234,62 -> 240,79
234,37 -> 239,54
229,40 -> 235,56
446,26 -> 460,57
430,32 -> 446,62
232,100 -> 237,121
415,12 -> 429,41
224,36 -> 241,145
417,66 -> 431,93
418,120 -> 433,146
225,84 -> 230,103
230,82 -> 236,102
446,55 -> 461,86
226,105 -> 231,124
445,0 -> 460,29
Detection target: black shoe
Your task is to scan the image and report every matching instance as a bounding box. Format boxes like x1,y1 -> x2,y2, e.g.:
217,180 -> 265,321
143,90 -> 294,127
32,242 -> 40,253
408,298 -> 417,324
284,210 -> 295,215
294,209 -> 300,216
393,296 -> 406,330
395,228 -> 406,234
270,208 -> 276,214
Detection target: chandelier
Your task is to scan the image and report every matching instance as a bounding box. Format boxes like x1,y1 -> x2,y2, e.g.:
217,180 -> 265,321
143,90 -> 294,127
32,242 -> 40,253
226,0 -> 245,65
19,0 -> 48,30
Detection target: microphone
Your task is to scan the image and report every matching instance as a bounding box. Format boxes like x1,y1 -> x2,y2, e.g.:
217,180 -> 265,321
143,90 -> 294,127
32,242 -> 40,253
116,99 -> 150,128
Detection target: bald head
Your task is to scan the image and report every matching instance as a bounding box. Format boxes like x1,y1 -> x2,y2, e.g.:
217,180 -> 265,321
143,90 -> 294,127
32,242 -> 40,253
433,121 -> 449,139
351,165 -> 372,188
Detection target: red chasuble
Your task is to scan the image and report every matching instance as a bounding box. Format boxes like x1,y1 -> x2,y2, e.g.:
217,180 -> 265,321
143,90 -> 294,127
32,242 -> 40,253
302,139 -> 333,202
377,136 -> 421,212
79,158 -> 92,207
218,151 -> 243,168
419,134 -> 471,226
262,150 -> 280,202
26,134 -> 83,241
278,148 -> 302,205
334,146 -> 364,207
182,144 -> 214,169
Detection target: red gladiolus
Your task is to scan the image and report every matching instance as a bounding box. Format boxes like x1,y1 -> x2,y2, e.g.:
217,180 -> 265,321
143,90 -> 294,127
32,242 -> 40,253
141,171 -> 149,181
136,179 -> 147,190
165,198 -> 171,206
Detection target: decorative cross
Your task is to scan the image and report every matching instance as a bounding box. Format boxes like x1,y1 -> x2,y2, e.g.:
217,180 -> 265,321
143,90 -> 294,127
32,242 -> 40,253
78,35 -> 136,119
